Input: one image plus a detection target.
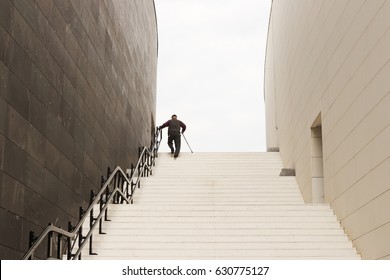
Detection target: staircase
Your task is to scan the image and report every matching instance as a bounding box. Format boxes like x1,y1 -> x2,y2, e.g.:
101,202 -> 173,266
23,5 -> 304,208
82,152 -> 360,259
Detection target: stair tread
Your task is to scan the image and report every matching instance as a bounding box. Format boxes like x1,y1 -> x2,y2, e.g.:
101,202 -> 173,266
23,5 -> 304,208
84,152 -> 359,260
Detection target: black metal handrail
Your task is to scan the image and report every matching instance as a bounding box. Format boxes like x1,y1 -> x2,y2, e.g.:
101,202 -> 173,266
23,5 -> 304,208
22,127 -> 162,260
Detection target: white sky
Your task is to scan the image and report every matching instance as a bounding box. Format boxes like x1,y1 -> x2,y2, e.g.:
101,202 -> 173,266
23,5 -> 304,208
155,0 -> 272,152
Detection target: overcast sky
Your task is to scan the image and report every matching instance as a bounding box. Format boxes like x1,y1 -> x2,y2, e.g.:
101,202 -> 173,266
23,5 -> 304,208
154,0 -> 272,152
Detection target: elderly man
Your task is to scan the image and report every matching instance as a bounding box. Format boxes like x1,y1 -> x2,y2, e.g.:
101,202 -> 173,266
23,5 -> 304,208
159,114 -> 187,158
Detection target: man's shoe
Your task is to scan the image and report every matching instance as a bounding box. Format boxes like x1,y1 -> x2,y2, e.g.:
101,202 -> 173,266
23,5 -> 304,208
170,148 -> 174,154
174,154 -> 178,158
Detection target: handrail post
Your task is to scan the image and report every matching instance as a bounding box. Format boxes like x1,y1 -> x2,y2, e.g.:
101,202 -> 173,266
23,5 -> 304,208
107,167 -> 111,179
148,151 -> 152,176
143,150 -> 147,177
100,175 -> 105,190
114,172 -> 119,204
67,222 -> 73,260
130,163 -> 135,202
138,147 -> 142,178
47,223 -> 53,259
99,176 -> 106,234
89,190 -> 97,255
112,173 -> 116,204
57,231 -> 62,259
138,147 -> 144,177
144,149 -> 148,176
28,231 -> 37,260
78,207 -> 85,260
90,190 -> 95,220
145,151 -> 149,177
130,163 -> 135,178
119,175 -> 124,204
105,186 -> 110,221
126,172 -> 131,200
131,180 -> 135,204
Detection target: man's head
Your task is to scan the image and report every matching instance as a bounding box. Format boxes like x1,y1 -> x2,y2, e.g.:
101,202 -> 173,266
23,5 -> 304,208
171,114 -> 177,119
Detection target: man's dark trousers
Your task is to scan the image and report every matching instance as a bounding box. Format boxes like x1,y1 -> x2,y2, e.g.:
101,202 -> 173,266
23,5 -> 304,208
168,132 -> 181,156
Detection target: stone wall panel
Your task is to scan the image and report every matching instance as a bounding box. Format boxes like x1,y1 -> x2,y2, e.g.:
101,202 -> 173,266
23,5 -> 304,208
0,0 -> 157,258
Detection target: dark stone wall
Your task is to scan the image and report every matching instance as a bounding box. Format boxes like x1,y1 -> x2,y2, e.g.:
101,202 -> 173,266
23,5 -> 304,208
0,0 -> 158,259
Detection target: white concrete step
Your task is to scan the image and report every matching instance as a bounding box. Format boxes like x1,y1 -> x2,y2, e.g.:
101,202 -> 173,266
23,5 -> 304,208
81,152 -> 360,260
83,234 -> 352,243
81,250 -> 359,260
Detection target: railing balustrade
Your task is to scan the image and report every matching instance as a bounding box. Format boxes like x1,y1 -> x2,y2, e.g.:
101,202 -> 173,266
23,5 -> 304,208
22,128 -> 162,260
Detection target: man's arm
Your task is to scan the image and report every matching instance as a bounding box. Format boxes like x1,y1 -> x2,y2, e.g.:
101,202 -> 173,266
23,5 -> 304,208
180,121 -> 186,133
159,120 -> 170,130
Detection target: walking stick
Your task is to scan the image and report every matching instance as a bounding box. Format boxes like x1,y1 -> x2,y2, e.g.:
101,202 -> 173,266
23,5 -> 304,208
182,133 -> 193,153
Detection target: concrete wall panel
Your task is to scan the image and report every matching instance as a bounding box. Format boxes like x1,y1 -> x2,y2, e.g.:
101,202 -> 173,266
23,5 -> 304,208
265,0 -> 390,259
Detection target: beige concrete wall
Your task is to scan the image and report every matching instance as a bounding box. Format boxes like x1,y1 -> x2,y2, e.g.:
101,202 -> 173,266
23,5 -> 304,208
265,0 -> 390,259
